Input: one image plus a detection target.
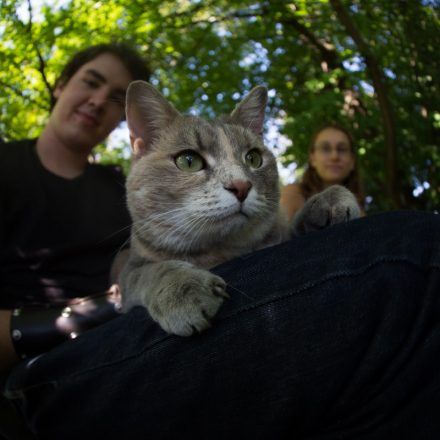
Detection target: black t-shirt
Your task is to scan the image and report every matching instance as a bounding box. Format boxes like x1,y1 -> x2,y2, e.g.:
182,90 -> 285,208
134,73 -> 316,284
0,139 -> 131,308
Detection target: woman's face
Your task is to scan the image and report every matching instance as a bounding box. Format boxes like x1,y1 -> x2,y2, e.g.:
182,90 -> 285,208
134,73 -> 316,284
309,127 -> 356,186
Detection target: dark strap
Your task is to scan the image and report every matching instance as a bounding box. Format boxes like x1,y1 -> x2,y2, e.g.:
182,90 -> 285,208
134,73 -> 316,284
10,291 -> 122,359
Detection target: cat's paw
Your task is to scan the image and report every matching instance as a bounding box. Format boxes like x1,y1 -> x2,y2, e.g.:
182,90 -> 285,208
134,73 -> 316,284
148,264 -> 228,336
292,185 -> 361,235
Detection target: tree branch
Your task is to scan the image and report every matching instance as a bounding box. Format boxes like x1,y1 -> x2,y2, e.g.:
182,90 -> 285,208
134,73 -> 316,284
26,0 -> 54,105
276,6 -> 374,119
279,14 -> 340,71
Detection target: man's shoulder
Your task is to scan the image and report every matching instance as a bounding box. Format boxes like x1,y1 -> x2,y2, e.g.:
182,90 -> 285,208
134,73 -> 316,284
88,162 -> 126,185
0,138 -> 36,158
0,138 -> 36,148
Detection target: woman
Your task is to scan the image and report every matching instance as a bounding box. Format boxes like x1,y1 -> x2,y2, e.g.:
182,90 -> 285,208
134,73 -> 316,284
280,124 -> 365,220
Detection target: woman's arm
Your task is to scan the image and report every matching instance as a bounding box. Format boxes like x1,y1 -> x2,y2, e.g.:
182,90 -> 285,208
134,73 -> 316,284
280,183 -> 306,222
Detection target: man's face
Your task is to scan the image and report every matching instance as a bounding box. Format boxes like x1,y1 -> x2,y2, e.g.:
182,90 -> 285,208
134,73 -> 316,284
49,53 -> 133,153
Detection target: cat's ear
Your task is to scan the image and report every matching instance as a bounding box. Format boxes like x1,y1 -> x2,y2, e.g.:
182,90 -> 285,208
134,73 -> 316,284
125,81 -> 181,158
230,86 -> 267,135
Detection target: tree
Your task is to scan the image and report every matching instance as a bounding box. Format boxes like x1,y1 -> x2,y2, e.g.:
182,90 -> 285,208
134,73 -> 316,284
1,0 -> 439,212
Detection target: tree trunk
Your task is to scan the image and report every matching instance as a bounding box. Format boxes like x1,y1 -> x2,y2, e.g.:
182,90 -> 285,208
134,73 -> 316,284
330,0 -> 402,209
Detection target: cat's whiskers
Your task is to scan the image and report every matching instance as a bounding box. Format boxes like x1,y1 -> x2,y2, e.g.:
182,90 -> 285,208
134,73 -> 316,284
94,222 -> 132,246
129,192 -> 278,254
249,196 -> 278,217
135,205 -> 191,229
170,211 -> 210,247
145,200 -> 189,207
115,234 -> 133,254
167,203 -> 230,252
179,219 -> 208,251
186,212 -> 219,249
147,208 -> 188,223
244,200 -> 274,219
136,208 -> 204,250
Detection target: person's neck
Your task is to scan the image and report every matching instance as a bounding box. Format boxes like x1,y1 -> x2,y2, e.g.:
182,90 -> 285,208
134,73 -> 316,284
36,128 -> 89,179
322,180 -> 339,189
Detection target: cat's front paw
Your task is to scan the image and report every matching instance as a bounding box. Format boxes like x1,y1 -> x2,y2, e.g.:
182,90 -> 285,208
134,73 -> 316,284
149,263 -> 228,336
292,185 -> 361,235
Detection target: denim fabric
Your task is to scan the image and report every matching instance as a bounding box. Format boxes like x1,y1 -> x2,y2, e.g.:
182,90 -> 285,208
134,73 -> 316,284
3,210 -> 440,439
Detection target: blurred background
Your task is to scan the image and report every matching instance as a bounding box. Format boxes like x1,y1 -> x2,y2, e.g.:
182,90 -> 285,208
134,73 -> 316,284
0,0 -> 439,213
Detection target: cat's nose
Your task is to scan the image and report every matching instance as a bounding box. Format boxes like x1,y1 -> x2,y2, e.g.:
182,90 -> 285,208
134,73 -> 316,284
224,180 -> 252,202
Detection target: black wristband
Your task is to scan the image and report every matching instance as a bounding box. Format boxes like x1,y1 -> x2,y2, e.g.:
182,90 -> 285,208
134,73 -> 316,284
10,293 -> 122,360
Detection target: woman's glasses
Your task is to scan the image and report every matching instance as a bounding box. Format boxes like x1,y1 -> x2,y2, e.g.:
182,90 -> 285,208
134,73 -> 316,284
314,143 -> 351,156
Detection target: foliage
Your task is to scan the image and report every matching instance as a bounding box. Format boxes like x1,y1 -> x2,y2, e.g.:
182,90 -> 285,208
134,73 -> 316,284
1,0 -> 439,212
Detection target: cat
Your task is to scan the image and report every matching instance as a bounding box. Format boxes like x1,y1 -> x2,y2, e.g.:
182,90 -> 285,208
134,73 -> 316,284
119,81 -> 360,336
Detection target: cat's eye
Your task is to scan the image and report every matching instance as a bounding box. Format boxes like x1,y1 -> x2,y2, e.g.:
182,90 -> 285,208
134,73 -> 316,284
174,150 -> 205,172
245,149 -> 263,169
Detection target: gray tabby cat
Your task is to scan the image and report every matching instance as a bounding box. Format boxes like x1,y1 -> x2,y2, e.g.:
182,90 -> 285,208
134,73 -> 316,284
120,81 -> 360,336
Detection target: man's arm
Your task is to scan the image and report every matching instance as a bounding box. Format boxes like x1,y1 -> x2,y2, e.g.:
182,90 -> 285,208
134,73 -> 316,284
0,310 -> 18,372
0,289 -> 122,372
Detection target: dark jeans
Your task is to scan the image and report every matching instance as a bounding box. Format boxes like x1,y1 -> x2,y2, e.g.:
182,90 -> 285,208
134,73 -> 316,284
3,211 -> 440,439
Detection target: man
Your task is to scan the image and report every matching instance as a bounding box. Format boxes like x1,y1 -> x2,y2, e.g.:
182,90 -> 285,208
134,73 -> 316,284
0,43 -> 150,372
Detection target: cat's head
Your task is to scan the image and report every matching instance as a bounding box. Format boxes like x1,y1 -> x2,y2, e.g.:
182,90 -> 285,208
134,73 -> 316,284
125,81 -> 280,256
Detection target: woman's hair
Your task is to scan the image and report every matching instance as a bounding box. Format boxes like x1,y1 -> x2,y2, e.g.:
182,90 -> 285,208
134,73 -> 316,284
299,123 -> 365,207
51,43 -> 151,108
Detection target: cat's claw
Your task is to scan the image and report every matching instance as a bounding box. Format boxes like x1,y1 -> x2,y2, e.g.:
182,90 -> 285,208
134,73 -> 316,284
214,285 -> 230,299
148,267 -> 228,336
